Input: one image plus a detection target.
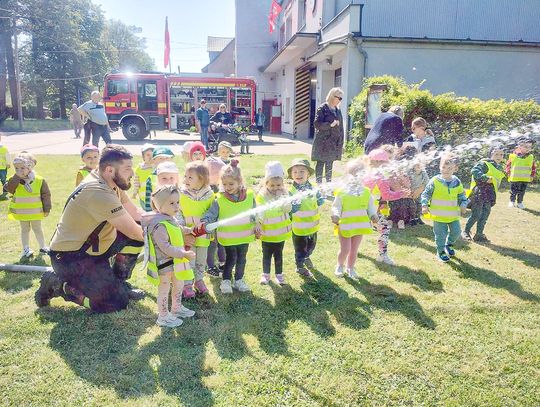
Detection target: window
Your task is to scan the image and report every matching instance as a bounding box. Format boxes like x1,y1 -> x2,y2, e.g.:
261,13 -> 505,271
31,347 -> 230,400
285,97 -> 291,123
334,68 -> 342,87
107,79 -> 129,96
279,25 -> 285,49
144,83 -> 157,97
285,16 -> 292,41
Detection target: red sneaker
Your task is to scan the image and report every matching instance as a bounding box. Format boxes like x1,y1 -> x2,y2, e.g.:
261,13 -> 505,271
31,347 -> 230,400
182,283 -> 196,299
194,280 -> 209,295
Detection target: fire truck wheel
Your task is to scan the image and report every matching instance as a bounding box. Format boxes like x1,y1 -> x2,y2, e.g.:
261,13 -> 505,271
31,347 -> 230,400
122,118 -> 148,141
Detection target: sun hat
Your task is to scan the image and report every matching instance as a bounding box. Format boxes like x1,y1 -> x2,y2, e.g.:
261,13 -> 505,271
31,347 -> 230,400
287,158 -> 314,178
218,141 -> 233,152
156,161 -> 179,175
141,143 -> 155,154
368,148 -> 390,162
80,144 -> 99,157
265,161 -> 285,179
152,146 -> 175,159
189,141 -> 207,160
152,185 -> 179,211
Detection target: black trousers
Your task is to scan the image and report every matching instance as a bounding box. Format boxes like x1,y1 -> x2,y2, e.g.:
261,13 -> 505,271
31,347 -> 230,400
292,232 -> 317,267
50,232 -> 143,313
510,182 -> 528,203
315,161 -> 333,184
262,241 -> 285,275
83,121 -> 92,145
222,243 -> 249,281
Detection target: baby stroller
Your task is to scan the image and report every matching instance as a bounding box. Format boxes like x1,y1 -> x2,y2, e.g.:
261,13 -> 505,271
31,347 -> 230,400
208,122 -> 249,153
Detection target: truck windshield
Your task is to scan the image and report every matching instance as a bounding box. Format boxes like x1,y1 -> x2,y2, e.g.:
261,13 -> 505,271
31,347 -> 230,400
107,79 -> 129,96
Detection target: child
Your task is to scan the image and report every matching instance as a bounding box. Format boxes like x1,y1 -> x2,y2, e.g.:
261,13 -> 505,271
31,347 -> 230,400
145,185 -> 196,328
332,159 -> 378,279
407,117 -> 436,152
506,137 -> 536,209
388,147 -> 415,229
463,145 -> 506,242
181,141 -> 195,163
288,158 -> 324,277
75,144 -> 99,186
0,134 -> 10,199
409,161 -> 430,225
132,143 -> 155,207
6,152 -> 51,258
143,147 -> 175,211
189,141 -> 207,162
198,160 -> 259,294
421,154 -> 468,262
217,141 -> 233,165
256,161 -> 292,285
179,161 -> 215,297
156,161 -> 180,188
363,148 -> 409,265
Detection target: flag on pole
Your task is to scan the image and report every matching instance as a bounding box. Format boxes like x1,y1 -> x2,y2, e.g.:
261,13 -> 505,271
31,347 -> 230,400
164,16 -> 170,69
268,0 -> 282,33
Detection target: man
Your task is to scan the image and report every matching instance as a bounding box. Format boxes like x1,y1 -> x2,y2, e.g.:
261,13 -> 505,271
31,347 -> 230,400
196,99 -> 210,150
255,107 -> 265,142
364,105 -> 405,154
79,91 -> 112,147
36,145 -> 145,312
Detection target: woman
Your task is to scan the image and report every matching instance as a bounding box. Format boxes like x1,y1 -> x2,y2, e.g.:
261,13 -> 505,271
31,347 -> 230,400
210,104 -> 250,154
312,87 -> 345,185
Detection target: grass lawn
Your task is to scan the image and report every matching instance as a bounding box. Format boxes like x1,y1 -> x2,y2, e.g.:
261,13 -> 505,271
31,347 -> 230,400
0,119 -> 72,132
1,155 -> 539,406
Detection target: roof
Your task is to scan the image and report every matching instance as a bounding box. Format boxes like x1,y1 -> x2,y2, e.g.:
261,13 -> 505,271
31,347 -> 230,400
207,36 -> 234,52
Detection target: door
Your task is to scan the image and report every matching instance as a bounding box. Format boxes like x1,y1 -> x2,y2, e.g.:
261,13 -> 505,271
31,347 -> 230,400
137,80 -> 158,112
262,100 -> 273,131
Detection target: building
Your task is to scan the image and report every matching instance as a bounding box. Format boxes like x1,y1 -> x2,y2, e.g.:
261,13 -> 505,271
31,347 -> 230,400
202,37 -> 235,76
227,0 -> 540,139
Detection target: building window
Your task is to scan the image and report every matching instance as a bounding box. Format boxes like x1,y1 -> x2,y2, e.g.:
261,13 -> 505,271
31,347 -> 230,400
298,0 -> 306,30
285,97 -> 290,123
279,24 -> 285,49
285,16 -> 292,42
334,68 -> 342,87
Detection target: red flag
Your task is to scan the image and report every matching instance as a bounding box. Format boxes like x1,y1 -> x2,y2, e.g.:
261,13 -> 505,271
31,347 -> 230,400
164,16 -> 170,69
268,0 -> 282,33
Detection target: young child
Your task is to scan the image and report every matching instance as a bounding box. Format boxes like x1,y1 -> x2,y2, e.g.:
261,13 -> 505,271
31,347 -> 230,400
217,141 -> 233,165
144,185 -> 196,328
75,144 -> 99,186
189,141 -> 207,162
463,145 -> 506,242
143,147 -> 175,211
181,141 -> 195,163
409,161 -> 430,225
388,147 -> 414,229
506,137 -> 536,209
132,143 -> 155,207
198,160 -> 259,294
288,158 -> 324,277
179,161 -> 215,297
256,161 -> 292,285
331,159 -> 378,279
6,152 -> 51,258
0,133 -> 10,200
421,154 -> 468,262
363,148 -> 409,265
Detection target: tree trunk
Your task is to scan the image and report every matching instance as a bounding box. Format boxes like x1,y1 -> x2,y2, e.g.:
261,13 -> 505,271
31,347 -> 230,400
1,19 -> 18,119
0,39 -> 6,109
31,35 -> 45,119
58,79 -> 66,119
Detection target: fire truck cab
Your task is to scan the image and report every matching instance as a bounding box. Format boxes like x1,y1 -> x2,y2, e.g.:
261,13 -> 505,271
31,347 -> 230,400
103,72 -> 256,140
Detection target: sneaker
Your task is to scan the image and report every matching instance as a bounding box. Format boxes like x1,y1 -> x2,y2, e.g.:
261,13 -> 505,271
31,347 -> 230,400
416,218 -> 425,225
274,274 -> 286,285
397,220 -> 405,230
233,278 -> 251,292
461,231 -> 473,241
35,271 -> 63,307
220,280 -> 233,294
387,220 -> 393,229
156,313 -> 183,328
516,202 -> 525,209
437,252 -> 450,262
194,279 -> 209,295
39,247 -> 50,255
21,247 -> 33,258
182,283 -> 196,299
334,265 -> 345,278
207,266 -> 221,278
508,201 -> 515,208
173,305 -> 195,318
445,245 -> 456,257
260,273 -> 271,285
304,258 -> 316,272
346,267 -> 359,280
473,233 -> 490,243
376,253 -> 395,266
296,266 -> 314,278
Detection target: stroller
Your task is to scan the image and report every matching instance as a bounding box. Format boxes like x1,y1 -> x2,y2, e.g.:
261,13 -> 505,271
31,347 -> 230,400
207,122 -> 249,153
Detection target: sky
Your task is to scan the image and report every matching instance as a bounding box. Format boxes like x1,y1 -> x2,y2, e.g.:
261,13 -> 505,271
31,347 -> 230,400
93,0 -> 236,73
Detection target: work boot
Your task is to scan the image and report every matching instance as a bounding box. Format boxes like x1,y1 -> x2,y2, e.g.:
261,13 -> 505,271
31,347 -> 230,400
35,271 -> 63,307
124,281 -> 146,301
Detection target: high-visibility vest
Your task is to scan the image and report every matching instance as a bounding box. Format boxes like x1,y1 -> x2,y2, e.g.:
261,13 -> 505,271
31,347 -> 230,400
180,192 -> 215,247
508,154 -> 534,182
216,189 -> 255,246
77,168 -> 91,182
147,220 -> 194,285
468,160 -> 505,196
428,178 -> 464,223
0,146 -> 8,169
335,187 -> 373,237
256,194 -> 292,243
289,185 -> 320,236
370,184 -> 390,216
8,175 -> 45,221
135,165 -> 154,200
143,174 -> 157,210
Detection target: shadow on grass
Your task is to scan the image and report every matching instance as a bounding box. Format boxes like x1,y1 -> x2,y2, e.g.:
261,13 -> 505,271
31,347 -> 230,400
391,224 -> 472,253
523,207 -> 540,217
483,242 -> 540,269
449,258 -> 540,302
0,254 -> 49,293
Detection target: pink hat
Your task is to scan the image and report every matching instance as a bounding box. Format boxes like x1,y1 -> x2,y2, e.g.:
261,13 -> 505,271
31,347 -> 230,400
189,141 -> 206,160
368,148 -> 389,162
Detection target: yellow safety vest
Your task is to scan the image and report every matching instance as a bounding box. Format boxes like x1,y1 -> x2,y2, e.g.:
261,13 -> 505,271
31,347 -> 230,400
468,160 -> 505,197
77,168 -> 91,182
508,154 -> 534,182
290,185 -> 320,236
8,175 -> 45,221
0,146 -> 8,169
216,189 -> 255,246
370,184 -> 390,216
428,178 -> 464,223
179,192 -> 215,247
256,194 -> 292,243
147,220 -> 194,285
135,165 -> 154,200
334,187 -> 373,237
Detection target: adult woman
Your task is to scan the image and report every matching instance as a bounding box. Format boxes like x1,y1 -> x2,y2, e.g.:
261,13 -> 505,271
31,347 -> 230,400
210,104 -> 250,154
312,87 -> 345,184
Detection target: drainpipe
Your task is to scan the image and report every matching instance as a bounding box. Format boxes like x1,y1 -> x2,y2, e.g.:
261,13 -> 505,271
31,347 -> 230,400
357,4 -> 367,78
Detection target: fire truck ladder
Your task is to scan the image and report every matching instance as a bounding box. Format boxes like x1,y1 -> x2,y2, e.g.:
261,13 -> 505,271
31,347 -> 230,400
293,68 -> 311,139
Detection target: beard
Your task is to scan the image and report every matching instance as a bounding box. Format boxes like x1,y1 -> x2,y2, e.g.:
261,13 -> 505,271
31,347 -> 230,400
113,174 -> 131,191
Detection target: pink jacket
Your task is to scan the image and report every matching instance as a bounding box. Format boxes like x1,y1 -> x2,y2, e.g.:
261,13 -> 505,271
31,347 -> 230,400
363,173 -> 404,202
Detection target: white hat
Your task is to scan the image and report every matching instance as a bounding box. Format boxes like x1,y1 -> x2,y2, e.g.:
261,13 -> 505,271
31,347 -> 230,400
141,143 -> 155,153
265,161 -> 285,179
156,161 -> 179,175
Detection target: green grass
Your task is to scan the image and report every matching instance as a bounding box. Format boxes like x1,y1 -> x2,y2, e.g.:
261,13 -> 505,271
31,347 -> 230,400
1,155 -> 539,406
0,119 -> 72,132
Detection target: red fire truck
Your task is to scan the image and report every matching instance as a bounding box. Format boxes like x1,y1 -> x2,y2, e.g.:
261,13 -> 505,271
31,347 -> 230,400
103,72 -> 256,140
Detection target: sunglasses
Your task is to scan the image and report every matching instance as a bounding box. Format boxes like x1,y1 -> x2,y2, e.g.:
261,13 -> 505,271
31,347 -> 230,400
335,96 -> 343,101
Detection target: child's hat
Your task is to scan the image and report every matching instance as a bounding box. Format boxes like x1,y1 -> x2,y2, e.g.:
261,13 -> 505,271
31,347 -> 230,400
218,141 -> 233,152
151,185 -> 179,211
368,148 -> 390,162
287,158 -> 314,178
156,161 -> 179,175
265,161 -> 285,179
80,144 -> 99,157
152,147 -> 174,159
190,141 -> 207,160
141,143 -> 155,154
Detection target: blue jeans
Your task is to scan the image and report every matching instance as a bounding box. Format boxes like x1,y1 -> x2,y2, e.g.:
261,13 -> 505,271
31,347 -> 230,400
433,220 -> 461,253
200,126 -> 209,149
0,169 -> 7,188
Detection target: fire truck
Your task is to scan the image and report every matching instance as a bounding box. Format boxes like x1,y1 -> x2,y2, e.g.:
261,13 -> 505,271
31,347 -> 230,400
103,72 -> 256,140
